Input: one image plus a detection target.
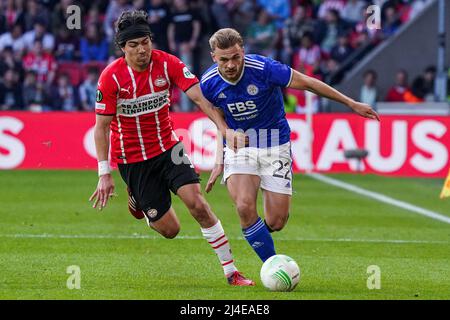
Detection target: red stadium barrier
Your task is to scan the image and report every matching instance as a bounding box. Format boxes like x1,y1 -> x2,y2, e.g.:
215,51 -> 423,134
0,112 -> 449,177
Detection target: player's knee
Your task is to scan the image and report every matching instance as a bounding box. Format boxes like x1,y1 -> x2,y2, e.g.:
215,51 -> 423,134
160,225 -> 180,239
265,215 -> 288,232
236,198 -> 257,216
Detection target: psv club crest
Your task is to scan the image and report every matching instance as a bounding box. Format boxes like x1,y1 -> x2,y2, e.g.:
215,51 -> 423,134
154,76 -> 167,87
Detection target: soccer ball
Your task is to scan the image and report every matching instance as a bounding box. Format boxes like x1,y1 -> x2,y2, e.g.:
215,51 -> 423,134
260,254 -> 300,292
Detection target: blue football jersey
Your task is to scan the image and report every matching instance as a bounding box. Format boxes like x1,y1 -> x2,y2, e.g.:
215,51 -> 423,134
200,54 -> 293,148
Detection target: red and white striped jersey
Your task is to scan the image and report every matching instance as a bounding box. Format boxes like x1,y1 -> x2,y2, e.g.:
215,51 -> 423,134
95,50 -> 199,164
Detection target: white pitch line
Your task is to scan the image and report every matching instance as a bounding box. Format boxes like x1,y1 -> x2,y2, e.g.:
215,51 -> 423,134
308,173 -> 450,225
0,234 -> 448,244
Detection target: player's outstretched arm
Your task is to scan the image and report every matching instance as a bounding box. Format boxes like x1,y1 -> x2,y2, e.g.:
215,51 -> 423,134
89,114 -> 115,210
288,69 -> 380,121
186,83 -> 248,151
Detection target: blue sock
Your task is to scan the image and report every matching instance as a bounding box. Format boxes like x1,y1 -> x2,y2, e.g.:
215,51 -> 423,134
242,217 -> 276,262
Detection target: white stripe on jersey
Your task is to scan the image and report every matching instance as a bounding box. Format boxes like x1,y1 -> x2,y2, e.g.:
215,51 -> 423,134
286,68 -> 294,87
172,130 -> 179,142
112,74 -> 121,92
163,61 -> 170,86
149,62 -> 166,153
116,114 -> 127,164
148,62 -> 155,93
162,61 -> 171,106
202,67 -> 218,80
244,57 -> 264,66
127,66 -> 137,99
244,59 -> 264,66
135,116 -> 148,161
244,63 -> 264,71
155,111 -> 166,152
244,59 -> 265,68
201,70 -> 219,84
113,73 -> 126,163
127,65 -> 148,159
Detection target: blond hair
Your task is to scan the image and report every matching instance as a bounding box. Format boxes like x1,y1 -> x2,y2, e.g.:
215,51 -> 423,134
209,28 -> 244,51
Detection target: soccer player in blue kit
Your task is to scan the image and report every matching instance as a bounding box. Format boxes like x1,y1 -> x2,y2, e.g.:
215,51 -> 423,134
201,28 -> 380,263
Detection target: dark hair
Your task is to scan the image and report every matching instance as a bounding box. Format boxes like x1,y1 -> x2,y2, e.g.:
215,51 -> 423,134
302,32 -> 314,40
328,9 -> 340,20
115,10 -> 153,47
425,66 -> 436,74
364,69 -> 377,79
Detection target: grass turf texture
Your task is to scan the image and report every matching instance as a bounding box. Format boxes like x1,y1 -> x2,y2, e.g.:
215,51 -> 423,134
0,171 -> 449,299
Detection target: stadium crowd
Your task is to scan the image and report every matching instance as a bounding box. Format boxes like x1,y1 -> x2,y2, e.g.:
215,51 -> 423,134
0,0 -> 446,112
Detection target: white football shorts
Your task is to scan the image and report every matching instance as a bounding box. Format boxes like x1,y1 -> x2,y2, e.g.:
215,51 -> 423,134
222,142 -> 293,195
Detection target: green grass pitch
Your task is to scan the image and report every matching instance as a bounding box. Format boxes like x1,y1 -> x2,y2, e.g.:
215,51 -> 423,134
0,170 -> 449,299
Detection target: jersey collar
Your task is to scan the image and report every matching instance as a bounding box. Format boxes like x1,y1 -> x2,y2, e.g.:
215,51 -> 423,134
218,64 -> 245,86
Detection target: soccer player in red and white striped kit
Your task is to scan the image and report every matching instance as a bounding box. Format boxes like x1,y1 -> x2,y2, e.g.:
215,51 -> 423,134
89,10 -> 254,286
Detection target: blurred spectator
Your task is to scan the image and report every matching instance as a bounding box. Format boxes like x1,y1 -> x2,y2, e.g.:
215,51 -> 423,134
381,6 -> 401,38
79,67 -> 98,111
22,39 -> 57,85
411,66 -> 436,102
51,0 -> 77,33
360,69 -> 378,108
22,19 -> 55,52
167,0 -> 201,62
108,44 -> 124,64
0,0 -> 421,114
0,68 -> 23,110
55,28 -> 80,61
0,23 -> 25,53
385,69 -> 416,102
381,0 -> 405,20
246,9 -> 278,59
210,0 -> 232,29
22,70 -> 50,111
3,0 -> 25,31
341,0 -> 366,26
317,0 -> 345,20
80,23 -> 109,63
330,32 -> 353,63
85,5 -> 105,26
229,0 -> 257,35
257,0 -> 291,30
0,46 -> 24,80
148,0 -> 171,51
350,6 -> 382,48
50,73 -> 78,111
293,32 -> 321,75
321,58 -> 342,85
167,0 -> 201,112
281,5 -> 314,64
21,0 -> 51,32
103,0 -> 133,41
315,9 -> 350,54
133,0 -> 147,11
0,10 -> 6,36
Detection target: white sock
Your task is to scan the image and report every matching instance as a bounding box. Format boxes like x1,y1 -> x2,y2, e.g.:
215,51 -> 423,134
201,220 -> 238,276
